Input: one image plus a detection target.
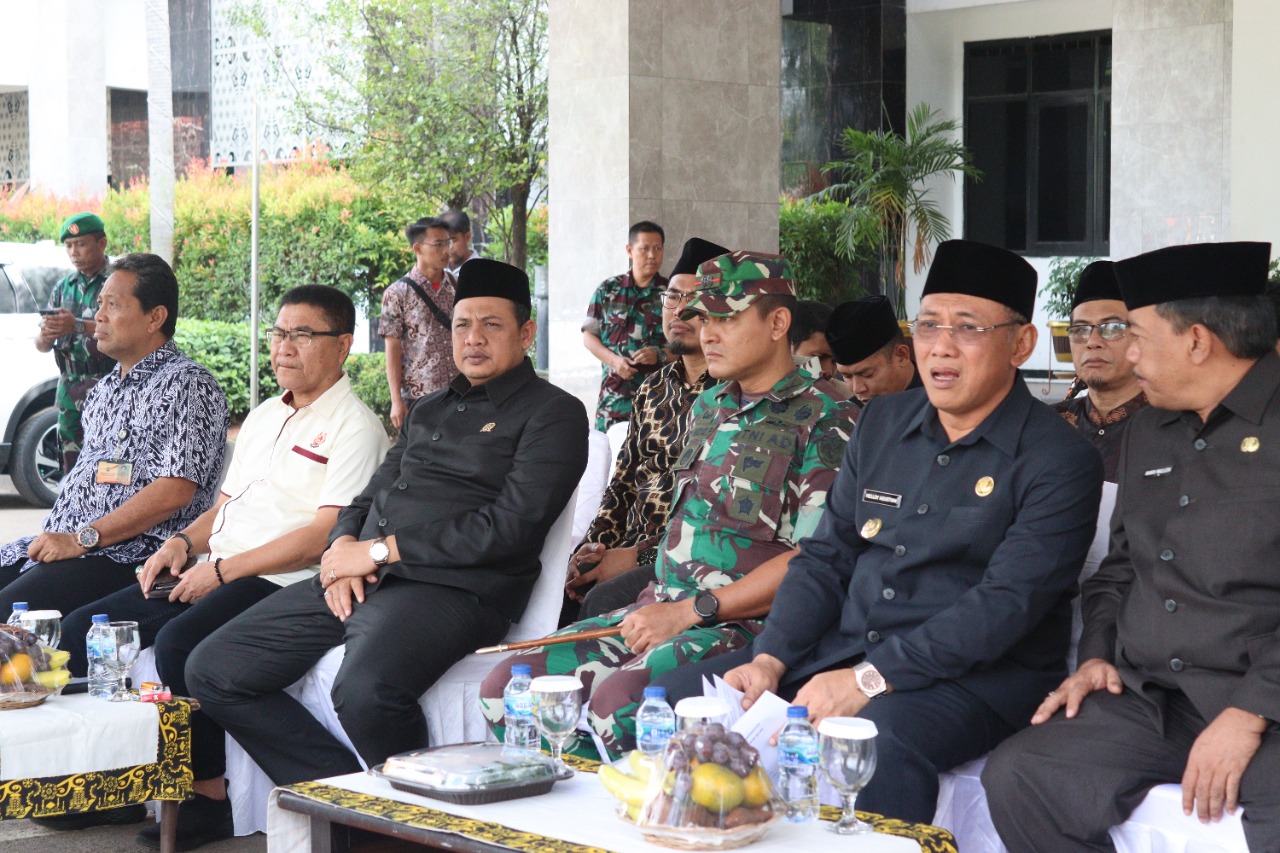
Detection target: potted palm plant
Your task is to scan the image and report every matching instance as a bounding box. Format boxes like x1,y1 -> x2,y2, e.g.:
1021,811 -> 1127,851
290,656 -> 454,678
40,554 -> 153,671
819,103 -> 980,322
1043,257 -> 1099,364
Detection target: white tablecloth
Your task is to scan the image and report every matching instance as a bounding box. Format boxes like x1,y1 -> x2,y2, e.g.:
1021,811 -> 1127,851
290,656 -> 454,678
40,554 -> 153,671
267,769 -> 931,853
0,692 -> 159,781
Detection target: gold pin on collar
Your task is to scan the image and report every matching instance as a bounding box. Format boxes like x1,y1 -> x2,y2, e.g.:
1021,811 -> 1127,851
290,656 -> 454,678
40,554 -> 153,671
861,518 -> 882,539
480,422 -> 496,433
1241,436 -> 1261,453
975,476 -> 995,497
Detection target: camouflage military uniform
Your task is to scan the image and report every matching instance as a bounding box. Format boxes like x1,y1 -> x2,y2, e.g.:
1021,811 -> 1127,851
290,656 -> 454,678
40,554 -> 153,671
481,366 -> 857,759
47,266 -> 115,472
582,272 -> 668,431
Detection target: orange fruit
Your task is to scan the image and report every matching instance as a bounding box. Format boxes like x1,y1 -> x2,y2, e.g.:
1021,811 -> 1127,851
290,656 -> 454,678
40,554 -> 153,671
1,653 -> 33,685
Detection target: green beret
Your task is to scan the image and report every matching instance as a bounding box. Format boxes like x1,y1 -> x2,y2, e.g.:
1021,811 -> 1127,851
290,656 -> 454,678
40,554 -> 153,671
59,213 -> 106,242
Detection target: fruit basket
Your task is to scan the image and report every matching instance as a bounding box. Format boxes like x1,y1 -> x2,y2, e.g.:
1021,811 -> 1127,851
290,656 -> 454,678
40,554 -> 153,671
600,727 -> 784,850
0,624 -> 72,709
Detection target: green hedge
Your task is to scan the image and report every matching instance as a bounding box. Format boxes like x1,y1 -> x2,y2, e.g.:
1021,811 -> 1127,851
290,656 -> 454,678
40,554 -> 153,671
174,319 -> 392,432
779,197 -> 870,305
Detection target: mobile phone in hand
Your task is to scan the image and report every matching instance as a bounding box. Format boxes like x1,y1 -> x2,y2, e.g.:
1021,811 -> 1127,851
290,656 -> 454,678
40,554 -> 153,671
146,578 -> 181,600
38,309 -> 61,316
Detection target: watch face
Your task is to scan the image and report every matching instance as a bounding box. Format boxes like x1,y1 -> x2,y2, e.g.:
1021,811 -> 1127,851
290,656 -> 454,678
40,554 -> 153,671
369,541 -> 390,563
694,591 -> 718,620
858,668 -> 886,693
78,527 -> 99,548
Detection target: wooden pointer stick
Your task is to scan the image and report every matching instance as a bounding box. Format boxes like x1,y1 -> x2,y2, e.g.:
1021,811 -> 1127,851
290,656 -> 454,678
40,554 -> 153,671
475,626 -> 623,655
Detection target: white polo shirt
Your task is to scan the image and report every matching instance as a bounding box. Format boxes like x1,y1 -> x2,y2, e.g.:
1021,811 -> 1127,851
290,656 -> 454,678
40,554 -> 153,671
209,373 -> 390,587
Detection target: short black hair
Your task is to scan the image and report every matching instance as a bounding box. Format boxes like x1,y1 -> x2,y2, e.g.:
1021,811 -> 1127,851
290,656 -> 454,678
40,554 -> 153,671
106,253 -> 179,338
629,220 -> 664,245
788,300 -> 833,348
439,209 -> 471,237
405,216 -> 449,246
1155,295 -> 1277,360
279,285 -> 356,335
752,293 -> 798,331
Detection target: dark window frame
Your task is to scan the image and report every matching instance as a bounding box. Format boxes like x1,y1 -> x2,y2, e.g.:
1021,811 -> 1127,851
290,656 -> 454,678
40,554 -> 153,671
963,31 -> 1111,257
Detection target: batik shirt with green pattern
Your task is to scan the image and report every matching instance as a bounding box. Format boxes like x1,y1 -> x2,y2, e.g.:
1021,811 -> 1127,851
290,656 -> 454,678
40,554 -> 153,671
46,265 -> 115,469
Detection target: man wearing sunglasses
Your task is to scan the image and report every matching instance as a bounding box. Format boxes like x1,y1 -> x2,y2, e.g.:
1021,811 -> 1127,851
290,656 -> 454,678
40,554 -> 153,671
723,239 -> 1102,823
1054,261 -> 1146,482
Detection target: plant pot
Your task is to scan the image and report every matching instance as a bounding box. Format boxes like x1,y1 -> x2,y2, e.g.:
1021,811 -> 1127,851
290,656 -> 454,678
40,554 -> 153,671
1047,321 -> 1073,364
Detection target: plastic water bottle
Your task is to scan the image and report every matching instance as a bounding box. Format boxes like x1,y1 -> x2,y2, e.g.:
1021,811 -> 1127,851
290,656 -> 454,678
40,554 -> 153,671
503,664 -> 539,751
636,685 -> 676,757
777,705 -> 820,822
86,614 -> 116,699
6,602 -> 28,628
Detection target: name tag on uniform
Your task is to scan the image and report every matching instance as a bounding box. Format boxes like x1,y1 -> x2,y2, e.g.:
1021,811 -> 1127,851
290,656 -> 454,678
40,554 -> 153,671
862,488 -> 902,509
96,459 -> 133,485
1144,466 -> 1173,478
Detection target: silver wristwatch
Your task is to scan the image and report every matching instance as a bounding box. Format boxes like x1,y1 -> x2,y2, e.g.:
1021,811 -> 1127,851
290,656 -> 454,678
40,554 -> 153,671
368,537 -> 390,567
853,661 -> 888,699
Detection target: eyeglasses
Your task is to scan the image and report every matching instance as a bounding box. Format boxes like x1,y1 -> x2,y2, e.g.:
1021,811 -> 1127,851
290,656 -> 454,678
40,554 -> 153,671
1067,322 -> 1129,343
265,327 -> 344,347
910,320 -> 1022,345
417,240 -> 451,249
661,290 -> 699,309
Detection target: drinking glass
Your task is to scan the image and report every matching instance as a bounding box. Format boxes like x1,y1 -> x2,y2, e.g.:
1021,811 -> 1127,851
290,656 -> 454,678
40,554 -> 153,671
106,621 -> 141,702
818,717 -> 878,834
530,675 -> 583,780
19,610 -> 62,649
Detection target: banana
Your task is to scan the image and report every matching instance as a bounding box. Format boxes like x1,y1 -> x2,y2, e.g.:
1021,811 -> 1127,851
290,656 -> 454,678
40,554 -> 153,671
626,750 -> 661,782
44,649 -> 70,670
33,669 -> 71,690
599,764 -> 652,809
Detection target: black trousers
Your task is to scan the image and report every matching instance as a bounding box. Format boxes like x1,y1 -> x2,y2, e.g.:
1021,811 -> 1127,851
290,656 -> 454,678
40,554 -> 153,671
185,574 -> 507,786
983,687 -> 1280,853
580,562 -> 656,620
0,554 -> 138,618
62,577 -> 279,780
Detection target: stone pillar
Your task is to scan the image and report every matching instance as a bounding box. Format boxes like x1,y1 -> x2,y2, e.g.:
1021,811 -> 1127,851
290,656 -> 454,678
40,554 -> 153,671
1109,0 -> 1232,257
547,0 -> 782,415
26,0 -> 110,197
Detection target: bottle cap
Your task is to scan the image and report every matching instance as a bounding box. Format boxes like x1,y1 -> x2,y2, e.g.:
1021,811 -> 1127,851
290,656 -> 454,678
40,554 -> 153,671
511,664 -> 532,676
12,602 -> 27,611
91,614 -> 109,623
786,705 -> 809,718
674,696 -> 730,719
643,686 -> 667,700
529,674 -> 583,693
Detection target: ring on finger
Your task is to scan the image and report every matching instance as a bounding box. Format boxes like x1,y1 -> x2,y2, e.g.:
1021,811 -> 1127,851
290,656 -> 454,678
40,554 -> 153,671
328,568 -> 337,582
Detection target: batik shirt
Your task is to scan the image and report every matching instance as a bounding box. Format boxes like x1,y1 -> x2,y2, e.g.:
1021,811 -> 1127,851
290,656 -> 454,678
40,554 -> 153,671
1053,391 -> 1147,482
582,271 -> 667,430
650,367 -> 859,632
46,266 -> 115,380
379,267 -> 457,400
582,359 -> 713,550
0,341 -> 230,567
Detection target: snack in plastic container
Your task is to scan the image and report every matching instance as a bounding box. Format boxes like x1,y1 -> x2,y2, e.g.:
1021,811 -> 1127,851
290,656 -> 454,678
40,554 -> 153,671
0,625 -> 71,706
373,742 -> 558,805
601,696 -> 785,849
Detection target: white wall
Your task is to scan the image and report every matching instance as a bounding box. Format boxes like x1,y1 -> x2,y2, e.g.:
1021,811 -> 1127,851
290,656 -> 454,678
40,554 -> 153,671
906,0 -> 1112,368
1229,0 -> 1280,250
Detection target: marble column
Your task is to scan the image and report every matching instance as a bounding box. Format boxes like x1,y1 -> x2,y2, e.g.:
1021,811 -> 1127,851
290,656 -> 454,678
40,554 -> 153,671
26,0 -> 110,197
547,0 -> 782,415
1228,0 -> 1280,246
1109,0 -> 1232,257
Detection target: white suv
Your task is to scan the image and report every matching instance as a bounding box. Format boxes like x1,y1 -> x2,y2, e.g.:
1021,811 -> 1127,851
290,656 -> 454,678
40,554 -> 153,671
0,241 -> 75,507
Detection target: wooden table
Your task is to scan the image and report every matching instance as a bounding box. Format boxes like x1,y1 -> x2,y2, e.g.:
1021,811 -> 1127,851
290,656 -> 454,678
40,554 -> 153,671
269,758 -> 958,853
0,694 -> 194,853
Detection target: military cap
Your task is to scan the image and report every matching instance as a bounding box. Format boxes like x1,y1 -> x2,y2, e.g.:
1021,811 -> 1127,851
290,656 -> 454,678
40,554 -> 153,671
826,296 -> 901,365
1071,261 -> 1122,310
455,258 -> 531,308
681,251 -> 795,319
59,212 -> 106,242
922,239 -> 1037,320
669,237 -> 730,278
1113,242 -> 1271,311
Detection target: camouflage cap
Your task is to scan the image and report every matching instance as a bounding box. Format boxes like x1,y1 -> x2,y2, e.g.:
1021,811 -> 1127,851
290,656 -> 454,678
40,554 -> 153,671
59,212 -> 106,242
681,250 -> 795,319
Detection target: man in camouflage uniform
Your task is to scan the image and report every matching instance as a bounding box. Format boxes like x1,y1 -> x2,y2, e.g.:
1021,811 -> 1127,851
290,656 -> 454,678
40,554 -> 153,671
37,213 -> 116,473
582,221 -> 668,431
481,251 -> 859,760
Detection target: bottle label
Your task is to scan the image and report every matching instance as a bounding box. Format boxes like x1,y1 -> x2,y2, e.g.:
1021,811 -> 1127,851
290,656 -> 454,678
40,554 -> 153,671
637,721 -> 674,748
780,740 -> 818,767
504,693 -> 534,717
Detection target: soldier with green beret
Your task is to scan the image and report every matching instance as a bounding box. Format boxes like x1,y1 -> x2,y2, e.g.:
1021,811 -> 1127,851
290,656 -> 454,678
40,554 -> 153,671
38,212 -> 116,473
481,250 -> 859,760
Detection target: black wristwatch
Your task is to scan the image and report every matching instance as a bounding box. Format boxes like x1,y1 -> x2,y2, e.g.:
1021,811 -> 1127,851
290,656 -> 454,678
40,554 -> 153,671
693,590 -> 720,625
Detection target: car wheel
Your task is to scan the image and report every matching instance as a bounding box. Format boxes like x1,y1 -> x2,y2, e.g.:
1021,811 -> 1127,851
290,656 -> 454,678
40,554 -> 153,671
12,406 -> 63,508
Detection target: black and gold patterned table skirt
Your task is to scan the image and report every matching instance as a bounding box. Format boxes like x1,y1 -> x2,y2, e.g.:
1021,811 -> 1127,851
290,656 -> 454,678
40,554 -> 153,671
284,753 -> 958,853
0,699 -> 193,819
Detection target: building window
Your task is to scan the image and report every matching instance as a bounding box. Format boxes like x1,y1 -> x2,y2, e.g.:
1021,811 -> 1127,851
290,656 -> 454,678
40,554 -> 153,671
964,32 -> 1110,257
